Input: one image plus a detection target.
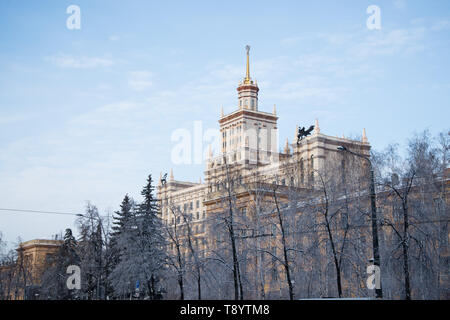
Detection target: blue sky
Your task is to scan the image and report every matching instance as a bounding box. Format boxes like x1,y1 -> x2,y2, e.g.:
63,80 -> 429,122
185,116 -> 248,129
0,0 -> 449,248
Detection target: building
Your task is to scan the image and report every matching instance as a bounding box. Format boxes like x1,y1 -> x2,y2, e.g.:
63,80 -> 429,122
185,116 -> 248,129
157,46 -> 370,244
0,239 -> 62,300
157,47 -> 372,298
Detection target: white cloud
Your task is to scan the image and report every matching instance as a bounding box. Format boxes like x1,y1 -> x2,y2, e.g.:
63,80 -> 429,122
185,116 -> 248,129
108,35 -> 120,41
47,54 -> 114,68
128,70 -> 154,91
348,28 -> 426,59
431,19 -> 450,31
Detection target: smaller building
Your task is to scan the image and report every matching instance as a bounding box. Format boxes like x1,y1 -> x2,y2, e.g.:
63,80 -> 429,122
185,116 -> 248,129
0,239 -> 62,300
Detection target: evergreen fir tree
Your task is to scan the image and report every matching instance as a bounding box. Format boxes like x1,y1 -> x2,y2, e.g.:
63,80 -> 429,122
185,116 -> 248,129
111,194 -> 133,239
136,174 -> 166,299
109,174 -> 166,299
40,228 -> 80,299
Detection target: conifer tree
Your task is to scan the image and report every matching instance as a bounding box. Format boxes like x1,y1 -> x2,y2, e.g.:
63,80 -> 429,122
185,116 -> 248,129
40,228 -> 80,299
109,175 -> 166,299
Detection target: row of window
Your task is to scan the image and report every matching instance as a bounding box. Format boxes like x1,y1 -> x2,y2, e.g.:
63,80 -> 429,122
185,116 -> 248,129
170,211 -> 206,225
169,237 -> 208,250
239,98 -> 256,108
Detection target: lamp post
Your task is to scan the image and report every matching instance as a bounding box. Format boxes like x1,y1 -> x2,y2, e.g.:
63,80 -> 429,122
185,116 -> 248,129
337,145 -> 383,299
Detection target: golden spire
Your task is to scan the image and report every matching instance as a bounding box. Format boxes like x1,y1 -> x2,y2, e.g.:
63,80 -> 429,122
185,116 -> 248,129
244,45 -> 251,84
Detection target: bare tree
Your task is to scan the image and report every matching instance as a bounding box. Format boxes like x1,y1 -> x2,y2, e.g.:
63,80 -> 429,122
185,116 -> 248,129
375,130 -> 447,299
164,205 -> 186,300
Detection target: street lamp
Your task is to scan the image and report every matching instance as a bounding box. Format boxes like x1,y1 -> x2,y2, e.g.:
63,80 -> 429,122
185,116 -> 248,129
338,145 -> 383,299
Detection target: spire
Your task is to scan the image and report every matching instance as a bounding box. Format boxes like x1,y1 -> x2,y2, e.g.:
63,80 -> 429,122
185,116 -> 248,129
284,138 -> 290,154
294,125 -> 299,142
170,168 -> 174,181
159,172 -> 162,185
362,128 -> 368,143
208,144 -> 213,159
273,104 -> 277,115
315,119 -> 320,134
244,45 -> 251,84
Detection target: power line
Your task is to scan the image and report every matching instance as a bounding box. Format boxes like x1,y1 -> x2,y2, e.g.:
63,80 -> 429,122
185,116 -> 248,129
0,208 -> 82,217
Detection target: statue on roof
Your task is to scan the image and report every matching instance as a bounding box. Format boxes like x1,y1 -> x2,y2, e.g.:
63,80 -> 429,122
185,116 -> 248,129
297,125 -> 315,145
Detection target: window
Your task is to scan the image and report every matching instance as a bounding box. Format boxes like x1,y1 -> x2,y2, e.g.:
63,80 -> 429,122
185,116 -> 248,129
196,200 -> 200,208
190,202 -> 193,210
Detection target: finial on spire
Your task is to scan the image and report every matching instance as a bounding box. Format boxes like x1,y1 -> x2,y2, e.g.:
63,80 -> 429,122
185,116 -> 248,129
315,119 -> 320,134
362,128 -> 368,143
294,125 -> 299,142
273,104 -> 277,115
170,168 -> 174,181
221,106 -> 224,118
244,45 -> 251,84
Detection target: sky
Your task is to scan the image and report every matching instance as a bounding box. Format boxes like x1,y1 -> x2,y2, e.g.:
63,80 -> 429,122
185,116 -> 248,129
0,0 -> 449,249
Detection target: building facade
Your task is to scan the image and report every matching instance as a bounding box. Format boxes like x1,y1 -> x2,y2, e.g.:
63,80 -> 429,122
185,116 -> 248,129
157,47 -> 370,240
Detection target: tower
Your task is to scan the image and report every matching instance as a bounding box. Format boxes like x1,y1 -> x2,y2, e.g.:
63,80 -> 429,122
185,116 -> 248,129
218,45 -> 278,165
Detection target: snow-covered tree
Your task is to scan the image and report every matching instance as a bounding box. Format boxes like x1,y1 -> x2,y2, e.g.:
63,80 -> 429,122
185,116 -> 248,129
40,228 -> 80,299
109,175 -> 166,299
